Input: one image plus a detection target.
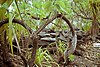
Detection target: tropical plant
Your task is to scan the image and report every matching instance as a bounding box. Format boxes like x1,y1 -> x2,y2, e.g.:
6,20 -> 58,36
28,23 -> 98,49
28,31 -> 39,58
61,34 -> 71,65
0,0 -> 100,67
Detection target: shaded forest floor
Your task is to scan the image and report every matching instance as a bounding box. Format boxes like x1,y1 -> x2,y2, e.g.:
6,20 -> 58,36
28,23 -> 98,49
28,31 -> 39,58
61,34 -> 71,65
0,29 -> 100,67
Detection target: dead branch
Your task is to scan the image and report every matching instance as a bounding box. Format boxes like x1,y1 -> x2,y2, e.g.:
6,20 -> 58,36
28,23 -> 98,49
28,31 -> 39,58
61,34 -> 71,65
28,34 -> 38,67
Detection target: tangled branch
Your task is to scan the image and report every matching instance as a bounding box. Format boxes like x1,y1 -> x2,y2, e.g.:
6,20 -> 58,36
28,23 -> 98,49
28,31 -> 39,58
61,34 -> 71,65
0,13 -> 76,66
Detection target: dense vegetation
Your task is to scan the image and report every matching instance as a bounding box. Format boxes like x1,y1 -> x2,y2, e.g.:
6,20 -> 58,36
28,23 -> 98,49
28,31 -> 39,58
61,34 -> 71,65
0,0 -> 100,67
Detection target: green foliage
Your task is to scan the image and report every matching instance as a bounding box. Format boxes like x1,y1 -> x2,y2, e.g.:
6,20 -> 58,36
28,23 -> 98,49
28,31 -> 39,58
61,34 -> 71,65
43,1 -> 52,12
55,1 -> 66,13
35,47 -> 46,66
5,0 -> 13,7
0,7 -> 6,20
57,40 -> 67,53
83,21 -> 91,31
0,0 -> 12,21
0,0 -> 96,35
55,0 -> 72,14
89,0 -> 100,15
0,0 -> 13,8
96,53 -> 100,58
8,13 -> 13,54
35,47 -> 54,66
68,54 -> 75,61
0,0 -> 99,66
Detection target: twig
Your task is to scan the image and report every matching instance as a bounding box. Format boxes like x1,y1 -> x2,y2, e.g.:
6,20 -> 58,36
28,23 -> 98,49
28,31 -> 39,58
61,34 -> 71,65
27,12 -> 51,20
15,0 -> 23,21
71,2 -> 92,20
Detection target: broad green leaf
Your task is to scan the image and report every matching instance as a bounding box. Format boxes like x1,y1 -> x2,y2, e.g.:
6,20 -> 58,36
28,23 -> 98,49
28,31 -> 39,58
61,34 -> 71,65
55,1 -> 67,13
59,5 -> 67,13
39,10 -> 46,19
8,12 -> 13,54
43,1 -> 52,12
56,1 -> 66,8
32,1 -> 41,9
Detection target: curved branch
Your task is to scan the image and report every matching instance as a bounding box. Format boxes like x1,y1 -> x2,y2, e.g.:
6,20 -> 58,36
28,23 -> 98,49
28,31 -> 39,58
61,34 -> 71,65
58,14 -> 75,36
0,18 -> 32,67
0,18 -> 32,33
0,14 -> 76,66
35,14 -> 58,34
35,14 -> 76,65
35,14 -> 75,36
